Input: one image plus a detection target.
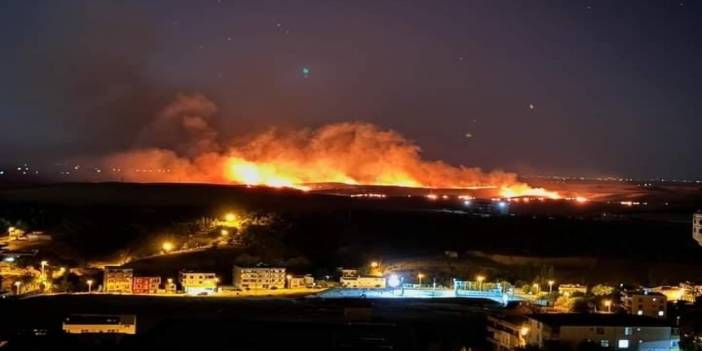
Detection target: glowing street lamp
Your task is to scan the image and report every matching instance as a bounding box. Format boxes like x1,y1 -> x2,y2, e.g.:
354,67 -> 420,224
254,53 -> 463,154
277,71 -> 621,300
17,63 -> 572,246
603,299 -> 612,313
548,280 -> 555,294
417,273 -> 425,286
221,229 -> 229,236
224,213 -> 237,222
162,241 -> 174,253
476,275 -> 485,291
87,279 -> 94,293
370,261 -> 379,268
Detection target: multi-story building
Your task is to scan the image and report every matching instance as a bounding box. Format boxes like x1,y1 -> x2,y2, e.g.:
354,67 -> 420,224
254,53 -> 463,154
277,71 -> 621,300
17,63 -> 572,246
179,271 -> 218,295
693,213 -> 702,247
524,313 -> 673,351
63,314 -> 136,335
103,267 -> 133,294
486,314 -> 530,351
340,275 -> 386,289
622,291 -> 667,318
558,284 -> 588,296
132,276 -> 161,294
232,265 -> 286,290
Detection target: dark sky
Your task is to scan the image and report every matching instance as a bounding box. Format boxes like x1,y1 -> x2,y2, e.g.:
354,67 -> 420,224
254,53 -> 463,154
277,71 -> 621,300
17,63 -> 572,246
1,0 -> 701,179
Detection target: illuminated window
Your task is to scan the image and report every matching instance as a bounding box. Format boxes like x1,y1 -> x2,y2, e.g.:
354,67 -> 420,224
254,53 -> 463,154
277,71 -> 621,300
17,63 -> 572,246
658,311 -> 664,317
624,327 -> 632,335
600,340 -> 610,348
618,339 -> 629,348
637,310 -> 643,316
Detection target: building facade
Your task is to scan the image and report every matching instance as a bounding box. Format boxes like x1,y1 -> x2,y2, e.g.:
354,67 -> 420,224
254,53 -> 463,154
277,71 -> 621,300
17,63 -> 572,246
132,276 -> 161,294
693,213 -> 702,247
486,314 -> 530,351
103,267 -> 133,294
63,314 -> 136,335
233,265 -> 286,290
623,291 -> 667,318
179,271 -> 218,295
287,274 -> 314,289
340,276 -> 386,288
524,314 -> 673,351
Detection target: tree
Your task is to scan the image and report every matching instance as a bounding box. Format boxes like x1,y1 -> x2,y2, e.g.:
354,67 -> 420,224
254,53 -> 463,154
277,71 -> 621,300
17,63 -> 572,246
591,284 -> 614,296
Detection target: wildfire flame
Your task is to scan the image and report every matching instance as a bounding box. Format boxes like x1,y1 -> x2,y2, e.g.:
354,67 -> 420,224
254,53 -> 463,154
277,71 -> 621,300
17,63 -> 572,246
102,94 -> 564,199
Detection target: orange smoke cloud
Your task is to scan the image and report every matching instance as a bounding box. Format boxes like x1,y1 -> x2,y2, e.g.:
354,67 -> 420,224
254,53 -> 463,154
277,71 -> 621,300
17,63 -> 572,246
102,94 -> 560,198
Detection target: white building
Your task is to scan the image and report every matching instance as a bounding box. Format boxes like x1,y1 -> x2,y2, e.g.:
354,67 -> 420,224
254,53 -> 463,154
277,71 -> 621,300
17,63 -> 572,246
340,275 -> 386,289
179,271 -> 218,295
232,265 -> 286,290
693,213 -> 702,247
622,291 -> 667,318
524,314 -> 674,351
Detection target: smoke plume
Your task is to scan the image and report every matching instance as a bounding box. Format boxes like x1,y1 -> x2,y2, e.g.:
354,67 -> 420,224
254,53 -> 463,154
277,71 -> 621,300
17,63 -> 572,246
103,94 -> 551,196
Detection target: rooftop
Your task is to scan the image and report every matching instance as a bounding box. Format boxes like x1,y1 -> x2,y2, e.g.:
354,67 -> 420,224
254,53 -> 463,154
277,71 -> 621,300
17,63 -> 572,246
489,313 -> 529,326
528,313 -> 670,327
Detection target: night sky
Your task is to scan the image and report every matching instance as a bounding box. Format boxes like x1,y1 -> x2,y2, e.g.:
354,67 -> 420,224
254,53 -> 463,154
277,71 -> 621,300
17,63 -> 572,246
1,1 -> 701,179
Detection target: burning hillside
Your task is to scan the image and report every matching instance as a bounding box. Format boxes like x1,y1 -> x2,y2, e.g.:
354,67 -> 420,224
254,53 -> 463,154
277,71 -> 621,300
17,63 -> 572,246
102,94 -> 560,199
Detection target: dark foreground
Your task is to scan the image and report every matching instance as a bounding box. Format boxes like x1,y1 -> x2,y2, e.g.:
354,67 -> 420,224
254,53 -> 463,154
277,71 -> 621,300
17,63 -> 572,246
0,294 -> 496,351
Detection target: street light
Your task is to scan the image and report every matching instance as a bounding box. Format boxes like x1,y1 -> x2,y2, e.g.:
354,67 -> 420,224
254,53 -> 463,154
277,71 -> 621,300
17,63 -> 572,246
162,241 -> 174,253
221,229 -> 229,236
224,213 -> 236,222
548,280 -> 555,294
417,273 -> 425,286
476,275 -> 485,291
370,261 -> 379,268
603,299 -> 612,313
87,279 -> 93,293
